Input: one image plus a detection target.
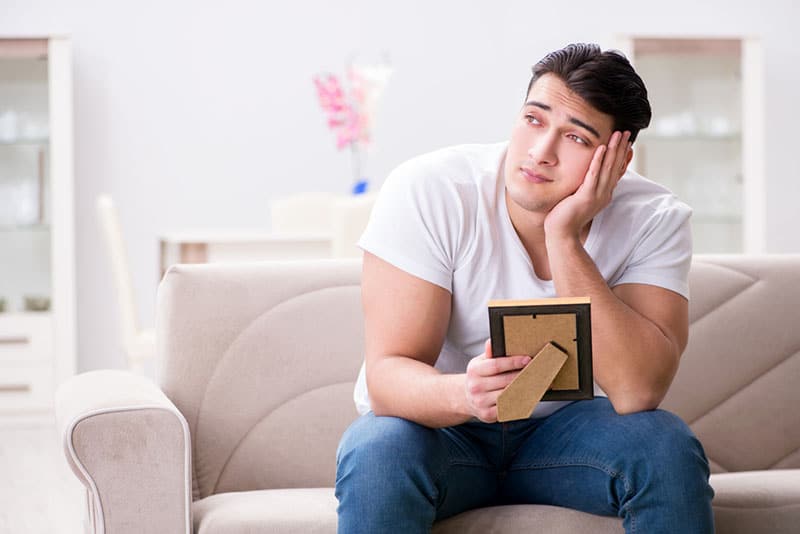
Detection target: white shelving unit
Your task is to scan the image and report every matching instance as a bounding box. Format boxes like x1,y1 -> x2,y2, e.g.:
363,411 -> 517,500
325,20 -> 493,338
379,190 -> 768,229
0,37 -> 75,418
615,36 -> 765,253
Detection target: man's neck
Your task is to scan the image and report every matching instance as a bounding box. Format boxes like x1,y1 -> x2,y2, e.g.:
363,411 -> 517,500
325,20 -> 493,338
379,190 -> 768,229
505,188 -> 591,281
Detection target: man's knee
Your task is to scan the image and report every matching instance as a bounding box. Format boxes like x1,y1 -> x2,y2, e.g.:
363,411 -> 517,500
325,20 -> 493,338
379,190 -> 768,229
337,414 -> 440,478
336,414 -> 443,531
636,410 -> 706,463
624,409 -> 711,494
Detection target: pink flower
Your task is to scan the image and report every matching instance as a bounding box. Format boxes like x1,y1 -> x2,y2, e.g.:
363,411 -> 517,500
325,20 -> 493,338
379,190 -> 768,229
313,75 -> 347,113
313,72 -> 373,151
313,59 -> 391,189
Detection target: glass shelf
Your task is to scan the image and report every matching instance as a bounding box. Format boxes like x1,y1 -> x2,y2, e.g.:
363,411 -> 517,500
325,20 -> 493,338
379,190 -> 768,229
0,138 -> 49,147
0,47 -> 53,320
640,134 -> 740,142
0,36 -> 76,413
623,36 -> 749,254
0,223 -> 50,232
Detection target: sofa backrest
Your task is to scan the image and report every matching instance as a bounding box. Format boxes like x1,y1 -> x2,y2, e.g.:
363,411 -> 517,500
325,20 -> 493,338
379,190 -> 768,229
157,255 -> 800,501
157,259 -> 364,501
662,255 -> 800,474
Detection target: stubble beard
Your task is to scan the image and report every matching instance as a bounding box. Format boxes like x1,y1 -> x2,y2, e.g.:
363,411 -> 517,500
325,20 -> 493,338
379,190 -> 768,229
506,179 -> 555,216
503,157 -> 557,216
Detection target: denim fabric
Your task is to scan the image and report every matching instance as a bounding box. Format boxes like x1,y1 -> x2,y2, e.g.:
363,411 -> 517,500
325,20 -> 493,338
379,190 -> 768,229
335,397 -> 714,533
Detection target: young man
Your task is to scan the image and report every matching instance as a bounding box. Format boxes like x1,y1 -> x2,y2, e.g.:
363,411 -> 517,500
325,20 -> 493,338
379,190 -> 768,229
336,43 -> 714,533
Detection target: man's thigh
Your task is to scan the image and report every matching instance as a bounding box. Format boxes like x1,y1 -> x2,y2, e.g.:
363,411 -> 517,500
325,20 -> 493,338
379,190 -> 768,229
336,413 -> 502,521
500,397 -> 711,517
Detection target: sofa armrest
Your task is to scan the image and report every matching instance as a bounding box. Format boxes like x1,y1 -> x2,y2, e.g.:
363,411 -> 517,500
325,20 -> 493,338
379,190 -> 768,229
55,370 -> 191,534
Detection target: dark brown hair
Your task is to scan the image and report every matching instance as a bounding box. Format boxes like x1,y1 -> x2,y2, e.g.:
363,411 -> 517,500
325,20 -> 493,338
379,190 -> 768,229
527,43 -> 651,142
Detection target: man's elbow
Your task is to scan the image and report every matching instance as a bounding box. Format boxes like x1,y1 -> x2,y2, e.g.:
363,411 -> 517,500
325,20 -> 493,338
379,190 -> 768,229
607,349 -> 680,415
608,389 -> 665,415
369,397 -> 394,417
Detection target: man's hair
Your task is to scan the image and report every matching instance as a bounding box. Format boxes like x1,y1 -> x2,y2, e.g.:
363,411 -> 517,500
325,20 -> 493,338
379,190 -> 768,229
527,43 -> 652,142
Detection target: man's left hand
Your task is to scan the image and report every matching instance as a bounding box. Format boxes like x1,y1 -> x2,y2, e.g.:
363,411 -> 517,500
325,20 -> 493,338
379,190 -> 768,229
544,130 -> 632,241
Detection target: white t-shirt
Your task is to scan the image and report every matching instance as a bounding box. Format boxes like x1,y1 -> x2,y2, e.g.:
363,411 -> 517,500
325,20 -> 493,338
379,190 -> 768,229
355,142 -> 692,418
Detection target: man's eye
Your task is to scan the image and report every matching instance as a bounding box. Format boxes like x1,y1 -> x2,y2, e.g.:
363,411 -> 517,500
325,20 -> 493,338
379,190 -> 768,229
525,115 -> 541,125
568,134 -> 588,145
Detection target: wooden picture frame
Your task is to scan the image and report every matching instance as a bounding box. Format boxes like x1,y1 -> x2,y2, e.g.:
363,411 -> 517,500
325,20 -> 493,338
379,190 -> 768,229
488,297 -> 593,402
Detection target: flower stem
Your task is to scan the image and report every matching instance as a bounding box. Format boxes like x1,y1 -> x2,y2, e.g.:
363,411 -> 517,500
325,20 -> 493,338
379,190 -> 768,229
350,143 -> 361,187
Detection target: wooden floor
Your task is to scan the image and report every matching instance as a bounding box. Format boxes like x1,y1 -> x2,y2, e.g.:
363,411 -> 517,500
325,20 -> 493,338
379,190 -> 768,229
0,420 -> 86,533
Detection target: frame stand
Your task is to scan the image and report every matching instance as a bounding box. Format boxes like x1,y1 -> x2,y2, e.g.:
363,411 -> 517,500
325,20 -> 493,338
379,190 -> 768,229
496,342 -> 568,422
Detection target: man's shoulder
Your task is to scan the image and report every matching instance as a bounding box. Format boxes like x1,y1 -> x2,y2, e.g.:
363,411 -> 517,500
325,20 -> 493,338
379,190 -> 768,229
608,170 -> 692,222
388,142 -> 506,187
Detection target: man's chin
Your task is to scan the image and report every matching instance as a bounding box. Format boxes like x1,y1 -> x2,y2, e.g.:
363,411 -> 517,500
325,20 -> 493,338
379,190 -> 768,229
519,202 -> 553,214
506,188 -> 553,214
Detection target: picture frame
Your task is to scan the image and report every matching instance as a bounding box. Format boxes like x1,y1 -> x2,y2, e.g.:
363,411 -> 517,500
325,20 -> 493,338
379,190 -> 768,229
488,297 -> 593,401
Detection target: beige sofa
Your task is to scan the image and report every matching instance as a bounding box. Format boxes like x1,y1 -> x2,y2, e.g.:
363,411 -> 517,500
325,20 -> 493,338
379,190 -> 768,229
55,255 -> 800,533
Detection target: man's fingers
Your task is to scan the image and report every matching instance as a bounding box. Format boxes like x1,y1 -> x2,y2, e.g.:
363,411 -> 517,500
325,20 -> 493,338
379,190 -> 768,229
619,143 -> 630,173
616,132 -> 631,173
475,405 -> 498,423
599,131 -> 622,181
466,369 -> 523,395
472,355 -> 531,377
583,144 -> 606,192
466,350 -> 529,422
595,130 -> 631,201
613,132 -> 630,174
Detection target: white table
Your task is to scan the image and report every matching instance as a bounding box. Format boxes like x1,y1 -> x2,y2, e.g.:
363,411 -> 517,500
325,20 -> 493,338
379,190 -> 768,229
158,230 -> 333,278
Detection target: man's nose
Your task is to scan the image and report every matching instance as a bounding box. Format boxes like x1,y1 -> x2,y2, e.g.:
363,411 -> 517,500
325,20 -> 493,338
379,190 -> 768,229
528,133 -> 558,166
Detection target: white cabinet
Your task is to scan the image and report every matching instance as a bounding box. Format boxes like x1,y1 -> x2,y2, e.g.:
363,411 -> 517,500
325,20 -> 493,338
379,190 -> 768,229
615,37 -> 765,253
0,37 -> 75,417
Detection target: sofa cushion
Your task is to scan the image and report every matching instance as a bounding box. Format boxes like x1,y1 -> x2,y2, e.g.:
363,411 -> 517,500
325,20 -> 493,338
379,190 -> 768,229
711,470 -> 800,534
193,488 -> 338,534
192,487 -> 624,534
432,504 -> 623,533
192,471 -> 800,534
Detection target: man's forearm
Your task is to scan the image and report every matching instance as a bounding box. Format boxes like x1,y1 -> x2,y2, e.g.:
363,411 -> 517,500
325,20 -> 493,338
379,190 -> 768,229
546,236 -> 680,413
367,355 -> 473,428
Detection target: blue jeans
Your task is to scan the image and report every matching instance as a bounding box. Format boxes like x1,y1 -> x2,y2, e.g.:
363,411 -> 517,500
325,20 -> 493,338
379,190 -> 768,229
335,397 -> 714,533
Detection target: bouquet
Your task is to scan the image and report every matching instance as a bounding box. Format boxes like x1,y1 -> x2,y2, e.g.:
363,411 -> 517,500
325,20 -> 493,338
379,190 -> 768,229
313,57 -> 392,194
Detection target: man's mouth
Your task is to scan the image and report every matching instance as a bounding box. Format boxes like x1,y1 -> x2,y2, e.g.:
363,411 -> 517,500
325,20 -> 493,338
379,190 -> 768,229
520,167 -> 553,184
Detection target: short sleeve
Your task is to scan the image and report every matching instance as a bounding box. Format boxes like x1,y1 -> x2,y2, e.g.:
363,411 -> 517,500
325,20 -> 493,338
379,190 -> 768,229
612,202 -> 693,299
358,157 -> 469,292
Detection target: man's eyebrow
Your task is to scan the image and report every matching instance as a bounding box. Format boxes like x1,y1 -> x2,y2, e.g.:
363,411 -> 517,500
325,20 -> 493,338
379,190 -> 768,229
568,117 -> 600,139
524,100 -> 601,139
525,100 -> 551,112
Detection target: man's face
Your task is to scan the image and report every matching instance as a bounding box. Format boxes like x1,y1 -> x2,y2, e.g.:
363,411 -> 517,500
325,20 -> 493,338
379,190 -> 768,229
504,73 -> 616,214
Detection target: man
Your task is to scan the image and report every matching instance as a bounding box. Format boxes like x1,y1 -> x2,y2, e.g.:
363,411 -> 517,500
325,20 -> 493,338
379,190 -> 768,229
336,43 -> 714,533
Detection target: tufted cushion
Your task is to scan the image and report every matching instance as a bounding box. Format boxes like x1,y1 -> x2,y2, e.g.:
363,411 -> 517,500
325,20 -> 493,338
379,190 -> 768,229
157,260 -> 363,500
662,255 -> 800,473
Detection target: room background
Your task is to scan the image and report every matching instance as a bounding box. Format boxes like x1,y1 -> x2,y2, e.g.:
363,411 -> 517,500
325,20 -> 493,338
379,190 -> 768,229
1,0 -> 798,372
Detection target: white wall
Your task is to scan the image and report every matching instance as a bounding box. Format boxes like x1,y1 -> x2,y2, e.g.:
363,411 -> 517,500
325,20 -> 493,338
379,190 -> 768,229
1,0 -> 798,372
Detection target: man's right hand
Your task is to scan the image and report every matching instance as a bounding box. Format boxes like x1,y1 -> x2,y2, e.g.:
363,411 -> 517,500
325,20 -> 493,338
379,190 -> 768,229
465,339 -> 532,423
